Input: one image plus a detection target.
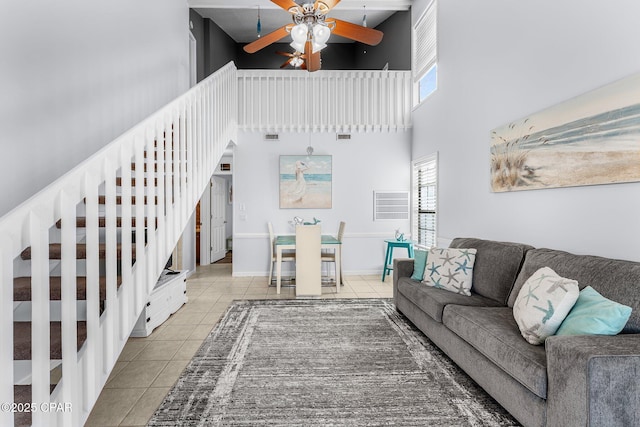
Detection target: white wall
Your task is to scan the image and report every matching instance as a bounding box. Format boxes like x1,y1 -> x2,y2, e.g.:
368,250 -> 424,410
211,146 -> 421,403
233,131 -> 412,276
412,0 -> 640,261
0,0 -> 190,217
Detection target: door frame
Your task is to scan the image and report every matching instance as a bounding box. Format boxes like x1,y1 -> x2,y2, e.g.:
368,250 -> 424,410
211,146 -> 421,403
199,183 -> 212,265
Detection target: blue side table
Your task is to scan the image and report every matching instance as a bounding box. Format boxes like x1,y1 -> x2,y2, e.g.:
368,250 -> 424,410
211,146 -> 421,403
382,239 -> 414,282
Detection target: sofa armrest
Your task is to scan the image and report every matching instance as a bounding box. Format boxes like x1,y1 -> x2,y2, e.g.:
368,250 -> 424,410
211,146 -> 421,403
392,258 -> 414,301
545,334 -> 640,426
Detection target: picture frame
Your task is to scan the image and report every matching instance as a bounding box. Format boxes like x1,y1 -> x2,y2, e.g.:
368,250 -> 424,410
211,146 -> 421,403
279,155 -> 332,209
490,72 -> 640,192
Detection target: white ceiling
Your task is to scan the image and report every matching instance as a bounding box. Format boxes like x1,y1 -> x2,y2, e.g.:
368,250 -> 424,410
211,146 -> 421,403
190,0 -> 412,43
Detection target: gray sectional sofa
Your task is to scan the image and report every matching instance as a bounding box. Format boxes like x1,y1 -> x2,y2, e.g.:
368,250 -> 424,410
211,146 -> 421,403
393,237 -> 640,427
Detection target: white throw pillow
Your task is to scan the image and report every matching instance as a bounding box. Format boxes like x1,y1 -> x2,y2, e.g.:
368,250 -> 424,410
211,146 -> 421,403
513,267 -> 579,345
421,248 -> 477,296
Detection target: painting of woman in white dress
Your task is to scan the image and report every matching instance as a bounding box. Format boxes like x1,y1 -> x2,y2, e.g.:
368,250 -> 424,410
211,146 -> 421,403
280,155 -> 332,208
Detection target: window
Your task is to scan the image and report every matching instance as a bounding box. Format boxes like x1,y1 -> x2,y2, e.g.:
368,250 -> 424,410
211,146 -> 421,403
412,154 -> 438,248
413,0 -> 438,105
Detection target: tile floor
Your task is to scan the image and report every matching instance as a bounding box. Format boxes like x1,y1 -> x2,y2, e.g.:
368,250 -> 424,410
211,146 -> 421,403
85,263 -> 394,426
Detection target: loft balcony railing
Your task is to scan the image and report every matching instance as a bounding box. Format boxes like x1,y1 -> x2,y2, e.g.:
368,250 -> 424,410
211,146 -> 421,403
237,69 -> 413,133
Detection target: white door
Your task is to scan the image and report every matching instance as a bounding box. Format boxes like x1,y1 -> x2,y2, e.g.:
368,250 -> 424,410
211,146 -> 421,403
210,176 -> 227,262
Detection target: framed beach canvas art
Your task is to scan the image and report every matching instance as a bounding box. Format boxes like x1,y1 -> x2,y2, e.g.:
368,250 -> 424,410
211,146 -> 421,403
490,72 -> 640,192
280,155 -> 332,209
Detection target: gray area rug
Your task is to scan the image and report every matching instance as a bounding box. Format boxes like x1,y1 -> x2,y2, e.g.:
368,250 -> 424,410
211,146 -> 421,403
149,299 -> 520,426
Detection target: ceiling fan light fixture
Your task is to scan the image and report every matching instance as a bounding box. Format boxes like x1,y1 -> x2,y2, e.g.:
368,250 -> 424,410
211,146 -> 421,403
311,41 -> 327,53
291,23 -> 309,44
290,40 -> 306,52
313,24 -> 331,45
290,56 -> 304,67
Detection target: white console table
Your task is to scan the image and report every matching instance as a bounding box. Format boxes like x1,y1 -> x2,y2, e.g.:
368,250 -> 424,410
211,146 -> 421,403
131,270 -> 188,337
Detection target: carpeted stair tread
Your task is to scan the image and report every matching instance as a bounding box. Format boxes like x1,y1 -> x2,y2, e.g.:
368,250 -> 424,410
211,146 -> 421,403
13,276 -> 123,301
20,243 -> 137,260
56,216 -> 154,228
14,321 -> 87,361
92,195 -> 159,205
115,176 -> 159,187
130,162 -> 159,172
14,385 -> 57,427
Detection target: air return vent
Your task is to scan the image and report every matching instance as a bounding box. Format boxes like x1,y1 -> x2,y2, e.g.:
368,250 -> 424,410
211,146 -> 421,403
373,191 -> 410,221
264,133 -> 279,141
336,133 -> 351,140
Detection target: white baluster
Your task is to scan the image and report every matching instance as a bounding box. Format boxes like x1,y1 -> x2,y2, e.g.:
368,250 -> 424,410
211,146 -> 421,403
59,189 -> 80,426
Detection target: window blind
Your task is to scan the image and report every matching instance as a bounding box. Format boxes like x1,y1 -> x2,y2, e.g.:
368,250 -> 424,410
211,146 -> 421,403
413,0 -> 437,82
412,153 -> 438,248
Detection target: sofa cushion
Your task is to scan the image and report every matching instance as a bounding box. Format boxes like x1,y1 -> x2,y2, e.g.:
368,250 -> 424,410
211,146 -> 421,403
421,247 -> 477,296
410,249 -> 428,281
508,248 -> 640,333
513,267 -> 580,345
442,305 -> 548,399
555,286 -> 632,336
397,277 -> 503,323
450,238 -> 533,305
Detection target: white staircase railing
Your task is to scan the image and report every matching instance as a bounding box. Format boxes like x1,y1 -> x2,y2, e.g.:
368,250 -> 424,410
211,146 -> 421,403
0,61 -> 237,426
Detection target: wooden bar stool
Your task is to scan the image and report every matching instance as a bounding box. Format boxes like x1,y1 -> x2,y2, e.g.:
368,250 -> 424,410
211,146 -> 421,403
382,239 -> 414,282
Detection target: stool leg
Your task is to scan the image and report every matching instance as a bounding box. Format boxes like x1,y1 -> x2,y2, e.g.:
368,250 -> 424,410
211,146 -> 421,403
408,244 -> 414,258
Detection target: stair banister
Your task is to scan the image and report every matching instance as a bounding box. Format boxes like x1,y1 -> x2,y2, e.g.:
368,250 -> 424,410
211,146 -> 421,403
0,61 -> 237,426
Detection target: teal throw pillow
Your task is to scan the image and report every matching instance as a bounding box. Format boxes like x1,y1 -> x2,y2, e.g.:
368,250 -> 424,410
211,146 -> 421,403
555,286 -> 632,336
411,249 -> 428,281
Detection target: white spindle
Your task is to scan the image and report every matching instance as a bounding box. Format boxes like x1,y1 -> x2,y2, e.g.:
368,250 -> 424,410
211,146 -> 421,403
155,123 -> 165,275
104,159 -> 117,370
119,144 -> 133,337
84,173 -> 100,407
59,189 -> 79,426
0,239 -> 14,427
145,130 -> 158,296
134,135 -> 146,315
29,211 -> 51,426
179,105 -> 188,231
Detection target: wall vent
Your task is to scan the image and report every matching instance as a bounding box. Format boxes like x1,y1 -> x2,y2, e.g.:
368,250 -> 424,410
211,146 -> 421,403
219,163 -> 231,172
336,133 -> 351,140
373,191 -> 410,221
264,133 -> 279,141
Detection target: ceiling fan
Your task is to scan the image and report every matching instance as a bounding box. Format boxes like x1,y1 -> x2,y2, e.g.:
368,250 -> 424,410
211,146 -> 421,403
243,0 -> 384,72
276,50 -> 307,69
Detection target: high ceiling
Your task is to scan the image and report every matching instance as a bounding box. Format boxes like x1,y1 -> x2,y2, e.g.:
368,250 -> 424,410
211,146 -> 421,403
190,0 -> 412,43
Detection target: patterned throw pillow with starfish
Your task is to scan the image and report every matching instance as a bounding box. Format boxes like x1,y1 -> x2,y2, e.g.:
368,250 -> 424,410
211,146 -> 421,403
512,266 -> 580,345
421,248 -> 477,296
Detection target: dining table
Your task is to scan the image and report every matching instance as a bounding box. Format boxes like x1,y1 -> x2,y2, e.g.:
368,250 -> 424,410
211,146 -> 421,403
275,234 -> 342,295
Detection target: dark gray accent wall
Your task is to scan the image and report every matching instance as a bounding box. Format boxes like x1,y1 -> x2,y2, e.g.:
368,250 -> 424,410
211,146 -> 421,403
235,43 -> 356,70
354,11 -> 411,70
204,18 -> 237,76
190,9 -> 410,73
189,9 -> 206,83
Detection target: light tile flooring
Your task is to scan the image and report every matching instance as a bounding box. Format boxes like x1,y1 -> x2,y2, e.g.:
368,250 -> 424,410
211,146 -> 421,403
86,263 -> 394,426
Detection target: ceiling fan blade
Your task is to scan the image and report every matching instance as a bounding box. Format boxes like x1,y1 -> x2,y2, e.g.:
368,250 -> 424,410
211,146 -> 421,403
280,58 -> 294,69
243,25 -> 291,53
305,41 -> 321,72
271,0 -> 302,13
314,0 -> 341,13
275,51 -> 295,58
327,18 -> 384,46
